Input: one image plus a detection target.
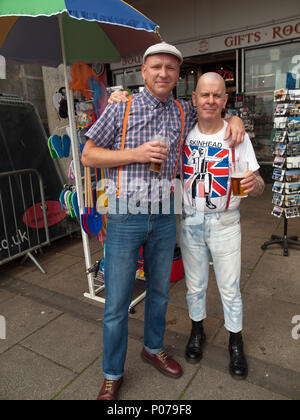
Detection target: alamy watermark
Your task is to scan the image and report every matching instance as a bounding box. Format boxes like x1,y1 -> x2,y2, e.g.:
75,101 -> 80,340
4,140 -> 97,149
0,315 -> 6,340
291,315 -> 300,340
96,177 -> 187,215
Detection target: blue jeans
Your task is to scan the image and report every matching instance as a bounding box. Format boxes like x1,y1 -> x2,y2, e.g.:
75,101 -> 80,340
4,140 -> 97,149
180,210 -> 242,333
102,205 -> 176,380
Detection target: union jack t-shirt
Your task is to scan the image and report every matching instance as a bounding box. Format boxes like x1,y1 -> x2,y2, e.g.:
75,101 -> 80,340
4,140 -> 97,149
182,122 -> 260,214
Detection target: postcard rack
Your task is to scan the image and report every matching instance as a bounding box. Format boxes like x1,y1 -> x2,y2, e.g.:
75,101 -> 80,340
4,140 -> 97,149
261,88 -> 300,256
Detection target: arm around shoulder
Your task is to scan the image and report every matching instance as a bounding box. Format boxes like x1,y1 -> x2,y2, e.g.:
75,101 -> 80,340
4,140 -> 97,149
224,116 -> 245,148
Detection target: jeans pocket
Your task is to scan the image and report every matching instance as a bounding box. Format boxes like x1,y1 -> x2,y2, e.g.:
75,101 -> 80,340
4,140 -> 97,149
108,213 -> 131,223
219,211 -> 240,226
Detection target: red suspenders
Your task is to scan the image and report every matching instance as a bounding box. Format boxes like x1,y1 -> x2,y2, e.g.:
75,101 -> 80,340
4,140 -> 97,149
226,148 -> 236,210
117,95 -> 132,198
173,100 -> 185,192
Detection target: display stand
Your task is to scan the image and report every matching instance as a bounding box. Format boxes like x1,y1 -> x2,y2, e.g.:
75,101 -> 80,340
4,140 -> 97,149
84,261 -> 145,314
59,54 -> 146,313
262,88 -> 300,256
233,94 -> 256,146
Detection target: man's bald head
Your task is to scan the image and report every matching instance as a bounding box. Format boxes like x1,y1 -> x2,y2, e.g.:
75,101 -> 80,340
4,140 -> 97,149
192,72 -> 228,131
196,72 -> 226,95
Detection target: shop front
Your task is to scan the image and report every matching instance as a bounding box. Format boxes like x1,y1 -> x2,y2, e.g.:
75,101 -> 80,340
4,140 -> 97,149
177,19 -> 300,165
110,16 -> 300,172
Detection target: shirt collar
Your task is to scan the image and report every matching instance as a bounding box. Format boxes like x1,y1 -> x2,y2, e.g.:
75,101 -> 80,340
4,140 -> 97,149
141,87 -> 173,109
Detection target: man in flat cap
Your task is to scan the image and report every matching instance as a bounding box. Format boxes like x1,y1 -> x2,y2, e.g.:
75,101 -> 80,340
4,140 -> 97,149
82,42 -> 245,400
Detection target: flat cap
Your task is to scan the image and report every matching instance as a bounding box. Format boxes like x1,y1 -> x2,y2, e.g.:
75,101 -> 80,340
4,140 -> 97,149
143,42 -> 183,64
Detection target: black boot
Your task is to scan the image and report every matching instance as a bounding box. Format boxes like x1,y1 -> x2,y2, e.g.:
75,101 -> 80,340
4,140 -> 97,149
185,320 -> 206,364
229,332 -> 248,380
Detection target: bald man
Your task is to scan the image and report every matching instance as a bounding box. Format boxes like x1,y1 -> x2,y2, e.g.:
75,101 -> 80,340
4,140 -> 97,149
181,72 -> 264,380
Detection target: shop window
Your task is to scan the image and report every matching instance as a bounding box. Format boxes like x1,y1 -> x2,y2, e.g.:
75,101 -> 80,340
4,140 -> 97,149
202,61 -> 236,112
177,68 -> 197,102
245,42 -> 300,162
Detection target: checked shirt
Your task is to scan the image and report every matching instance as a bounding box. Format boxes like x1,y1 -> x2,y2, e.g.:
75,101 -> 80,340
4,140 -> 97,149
86,88 -> 197,202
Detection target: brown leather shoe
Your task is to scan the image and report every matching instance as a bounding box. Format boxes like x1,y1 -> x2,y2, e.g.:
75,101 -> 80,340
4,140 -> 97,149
97,378 -> 123,400
141,348 -> 183,378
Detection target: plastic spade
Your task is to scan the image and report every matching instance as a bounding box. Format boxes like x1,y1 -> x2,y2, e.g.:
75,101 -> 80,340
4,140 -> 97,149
85,167 -> 102,235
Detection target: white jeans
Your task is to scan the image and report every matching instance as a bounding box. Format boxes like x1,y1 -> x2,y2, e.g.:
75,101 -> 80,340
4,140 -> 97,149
180,210 -> 242,333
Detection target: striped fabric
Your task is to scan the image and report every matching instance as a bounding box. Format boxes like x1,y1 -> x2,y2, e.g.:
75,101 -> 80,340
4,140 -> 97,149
86,88 -> 197,201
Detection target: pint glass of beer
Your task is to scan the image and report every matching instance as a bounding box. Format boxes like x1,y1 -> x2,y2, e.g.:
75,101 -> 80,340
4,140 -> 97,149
230,161 -> 249,198
149,134 -> 169,173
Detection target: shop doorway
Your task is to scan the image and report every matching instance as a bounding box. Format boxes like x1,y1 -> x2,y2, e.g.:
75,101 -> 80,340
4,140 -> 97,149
175,51 -> 237,106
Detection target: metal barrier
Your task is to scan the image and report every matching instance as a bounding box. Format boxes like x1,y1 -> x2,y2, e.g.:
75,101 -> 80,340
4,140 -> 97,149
0,169 -> 50,273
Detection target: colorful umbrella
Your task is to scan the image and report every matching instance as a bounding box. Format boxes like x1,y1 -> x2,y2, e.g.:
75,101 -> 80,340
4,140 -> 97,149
0,0 -> 160,66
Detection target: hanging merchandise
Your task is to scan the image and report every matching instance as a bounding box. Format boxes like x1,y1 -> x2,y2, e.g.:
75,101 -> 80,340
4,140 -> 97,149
76,100 -> 97,130
68,160 -> 75,183
48,134 -> 71,159
52,87 -> 67,118
48,136 -> 58,159
58,87 -> 68,119
69,61 -> 108,119
81,166 -> 102,236
68,62 -> 110,241
69,62 -> 109,164
58,185 -> 79,219
82,167 -> 94,235
262,88 -> 300,256
71,191 -> 80,218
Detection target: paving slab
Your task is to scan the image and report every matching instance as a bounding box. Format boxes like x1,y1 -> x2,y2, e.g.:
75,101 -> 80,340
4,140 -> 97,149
0,345 -> 75,400
182,364 -> 288,400
22,259 -> 93,300
55,356 -> 102,400
0,289 -> 15,304
3,251 -> 80,284
21,313 -> 102,373
0,295 -> 62,354
244,252 -> 300,305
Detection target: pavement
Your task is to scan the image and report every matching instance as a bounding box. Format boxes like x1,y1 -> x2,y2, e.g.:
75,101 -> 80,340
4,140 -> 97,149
0,185 -> 299,401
